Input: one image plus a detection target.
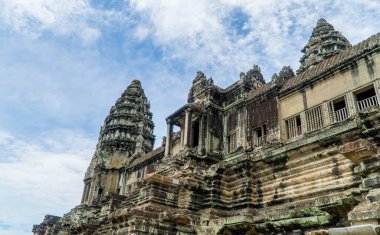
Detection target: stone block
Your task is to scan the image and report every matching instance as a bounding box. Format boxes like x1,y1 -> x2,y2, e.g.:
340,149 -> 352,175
349,203 -> 380,222
366,189 -> 380,203
305,230 -> 328,235
143,173 -> 179,187
329,224 -> 380,235
364,176 -> 380,188
339,139 -> 375,163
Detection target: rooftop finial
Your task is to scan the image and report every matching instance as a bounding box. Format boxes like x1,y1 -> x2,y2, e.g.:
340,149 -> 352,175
196,71 -> 205,79
278,66 -> 295,80
316,18 -> 327,25
131,80 -> 141,86
246,64 -> 265,85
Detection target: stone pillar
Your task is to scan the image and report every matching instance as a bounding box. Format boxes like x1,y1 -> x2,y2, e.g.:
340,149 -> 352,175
241,107 -> 247,149
118,171 -> 125,195
165,119 -> 173,156
81,183 -> 88,203
181,128 -> 184,147
346,91 -> 357,117
199,113 -> 207,153
87,180 -> 93,203
205,109 -> 210,152
322,102 -> 331,126
223,114 -> 228,152
81,181 -> 92,203
374,79 -> 380,103
184,108 -> 192,147
300,112 -> 307,134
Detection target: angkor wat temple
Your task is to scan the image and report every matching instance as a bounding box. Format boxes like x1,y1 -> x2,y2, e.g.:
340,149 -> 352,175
34,19 -> 380,235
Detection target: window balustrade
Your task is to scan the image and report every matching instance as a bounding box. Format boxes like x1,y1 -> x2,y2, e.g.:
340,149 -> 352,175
357,95 -> 378,111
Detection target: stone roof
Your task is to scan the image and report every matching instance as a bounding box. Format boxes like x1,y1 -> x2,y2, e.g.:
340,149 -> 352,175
248,82 -> 273,100
214,80 -> 239,93
281,33 -> 380,94
166,102 -> 204,122
213,65 -> 265,94
129,146 -> 164,168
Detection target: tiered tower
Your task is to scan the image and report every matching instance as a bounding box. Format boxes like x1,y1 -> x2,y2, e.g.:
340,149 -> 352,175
98,80 -> 154,155
81,80 -> 154,203
298,18 -> 351,73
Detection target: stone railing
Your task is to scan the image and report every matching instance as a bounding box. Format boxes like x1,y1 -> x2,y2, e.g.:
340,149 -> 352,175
253,135 -> 267,147
357,95 -> 378,111
334,107 -> 349,122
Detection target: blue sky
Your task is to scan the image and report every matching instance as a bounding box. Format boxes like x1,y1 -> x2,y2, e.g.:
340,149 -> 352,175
0,0 -> 379,234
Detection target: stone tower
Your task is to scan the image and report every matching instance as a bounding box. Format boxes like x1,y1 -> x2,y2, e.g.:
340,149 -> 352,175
98,79 -> 154,155
298,18 -> 351,73
81,80 -> 155,204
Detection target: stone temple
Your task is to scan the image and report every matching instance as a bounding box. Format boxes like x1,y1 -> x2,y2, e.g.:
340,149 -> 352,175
33,19 -> 380,234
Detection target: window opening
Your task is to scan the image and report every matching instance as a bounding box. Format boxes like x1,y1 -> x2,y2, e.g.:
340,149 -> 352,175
356,86 -> 378,111
329,97 -> 349,123
285,115 -> 302,139
227,132 -> 237,153
252,124 -> 267,147
191,120 -> 199,147
305,105 -> 324,132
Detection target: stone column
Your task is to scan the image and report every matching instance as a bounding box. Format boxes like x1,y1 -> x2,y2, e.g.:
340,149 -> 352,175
300,112 -> 307,134
81,183 -> 88,203
199,114 -> 206,153
181,128 -> 184,147
322,102 -> 331,126
205,109 -> 210,152
346,92 -> 357,116
81,181 -> 92,203
165,119 -> 173,156
87,179 -> 95,203
184,108 -> 192,147
241,108 -> 247,149
374,79 -> 380,102
118,171 -> 125,195
223,114 -> 228,152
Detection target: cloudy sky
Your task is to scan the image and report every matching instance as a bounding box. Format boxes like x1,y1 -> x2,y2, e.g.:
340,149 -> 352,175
0,0 -> 379,234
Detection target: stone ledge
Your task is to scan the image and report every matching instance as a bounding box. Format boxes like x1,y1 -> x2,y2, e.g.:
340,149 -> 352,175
268,121 -> 357,161
143,173 -> 180,187
339,139 -> 376,163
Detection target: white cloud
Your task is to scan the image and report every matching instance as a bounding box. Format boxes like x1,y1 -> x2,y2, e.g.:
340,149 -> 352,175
1,0 -> 380,80
0,0 -> 124,44
3,0 -> 379,83
0,129 -> 96,235
127,0 -> 380,83
129,0 -> 253,82
134,26 -> 150,41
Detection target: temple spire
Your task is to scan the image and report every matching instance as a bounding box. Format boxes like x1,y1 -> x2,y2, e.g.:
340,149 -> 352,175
81,79 -> 155,204
298,18 -> 351,73
98,79 -> 155,156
